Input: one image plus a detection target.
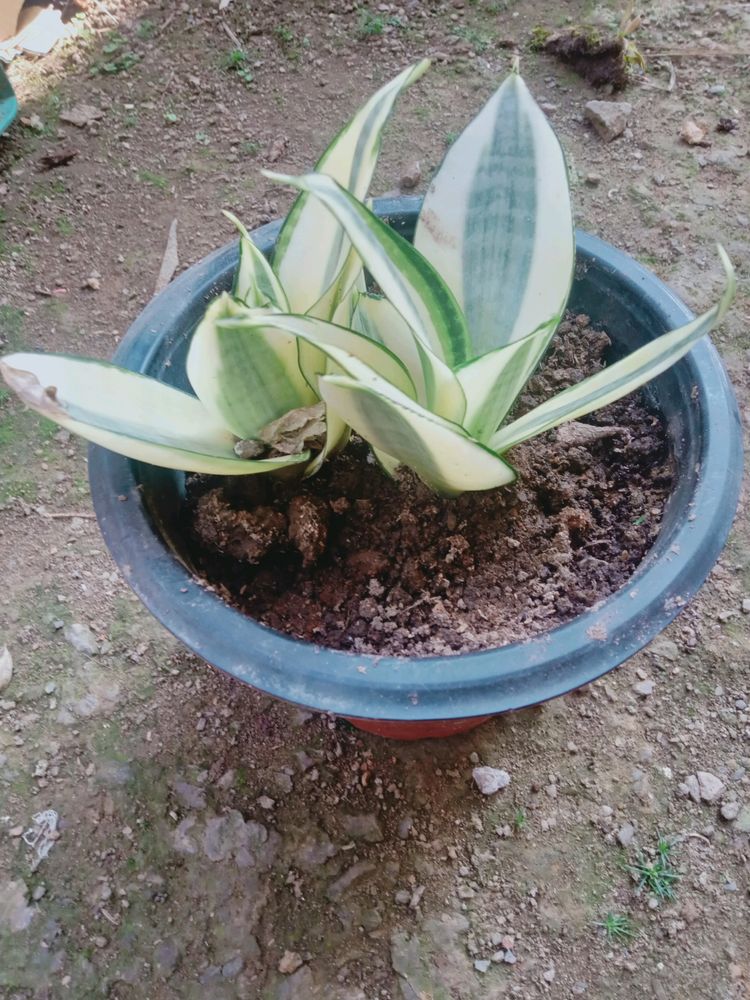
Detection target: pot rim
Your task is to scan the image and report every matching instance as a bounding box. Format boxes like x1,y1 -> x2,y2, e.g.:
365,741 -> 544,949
89,198 -> 743,722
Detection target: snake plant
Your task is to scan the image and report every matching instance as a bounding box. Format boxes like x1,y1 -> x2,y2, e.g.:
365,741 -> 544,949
1,61 -> 734,497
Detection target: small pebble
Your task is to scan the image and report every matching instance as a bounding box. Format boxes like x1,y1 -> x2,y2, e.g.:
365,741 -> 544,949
617,822 -> 636,847
399,160 -> 421,191
278,950 -> 303,975
720,801 -> 740,822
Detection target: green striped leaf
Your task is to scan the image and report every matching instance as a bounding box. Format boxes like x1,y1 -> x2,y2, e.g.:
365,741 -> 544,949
319,374 -> 516,497
0,353 -> 308,476
353,293 -> 466,421
456,316 -> 558,442
227,311 -> 417,399
223,211 -> 289,310
264,171 -> 472,367
306,243 -> 363,322
413,67 -> 575,356
273,60 -> 430,313
186,294 -> 316,440
209,310 -> 421,477
491,248 -> 736,452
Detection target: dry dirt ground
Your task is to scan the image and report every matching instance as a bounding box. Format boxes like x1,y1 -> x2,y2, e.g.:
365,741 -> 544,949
1,1 -> 749,998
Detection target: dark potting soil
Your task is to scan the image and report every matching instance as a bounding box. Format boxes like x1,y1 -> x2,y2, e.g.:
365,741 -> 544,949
183,316 -> 674,657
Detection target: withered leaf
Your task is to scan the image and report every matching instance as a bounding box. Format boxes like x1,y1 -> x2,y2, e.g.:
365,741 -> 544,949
259,402 -> 327,456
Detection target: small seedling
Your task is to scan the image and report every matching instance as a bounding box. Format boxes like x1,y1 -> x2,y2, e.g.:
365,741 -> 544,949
596,912 -> 636,942
513,808 -> 527,832
275,25 -> 294,43
627,837 -> 679,900
454,26 -> 495,54
90,32 -> 140,75
655,834 -> 675,860
138,170 -> 169,191
163,111 -> 179,125
274,24 -> 298,58
242,140 -> 261,157
136,18 -> 156,40
221,49 -> 254,87
618,6 -> 646,71
358,10 -> 385,37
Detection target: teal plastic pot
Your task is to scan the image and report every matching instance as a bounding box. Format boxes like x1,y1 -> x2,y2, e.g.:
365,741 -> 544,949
0,66 -> 17,136
88,199 -> 742,740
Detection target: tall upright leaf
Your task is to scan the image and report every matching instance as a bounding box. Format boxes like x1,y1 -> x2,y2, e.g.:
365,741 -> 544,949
273,60 -> 430,313
413,65 -> 575,358
223,211 -> 289,310
265,171 -> 472,367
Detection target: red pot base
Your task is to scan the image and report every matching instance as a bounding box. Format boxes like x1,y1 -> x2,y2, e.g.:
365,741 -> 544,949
343,715 -> 493,740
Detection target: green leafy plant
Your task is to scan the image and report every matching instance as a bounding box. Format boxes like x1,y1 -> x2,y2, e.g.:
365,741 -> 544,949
136,18 -> 157,40
358,10 -> 385,37
221,48 -> 254,87
513,808 -> 527,832
0,60 -> 735,498
596,912 -> 636,942
90,32 -> 140,75
274,24 -> 303,61
454,25 -> 495,53
627,838 -> 679,900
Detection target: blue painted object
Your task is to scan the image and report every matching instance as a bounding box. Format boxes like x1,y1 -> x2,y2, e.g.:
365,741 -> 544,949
88,199 -> 743,728
0,64 -> 17,135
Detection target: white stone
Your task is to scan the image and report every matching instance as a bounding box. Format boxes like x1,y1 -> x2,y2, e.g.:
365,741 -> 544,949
633,679 -> 654,697
0,647 -> 12,692
584,100 -> 633,141
472,767 -> 511,795
696,771 -> 725,803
